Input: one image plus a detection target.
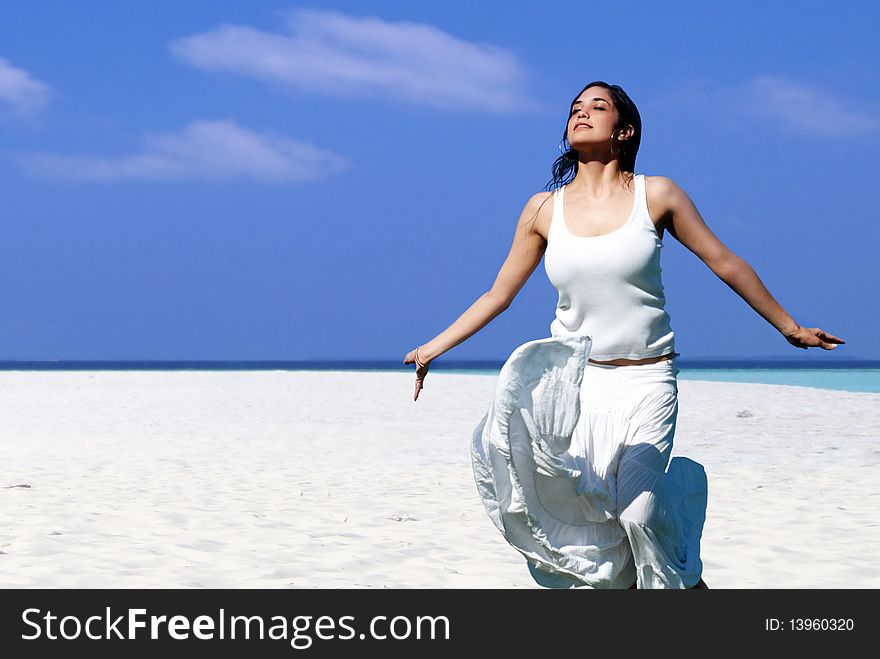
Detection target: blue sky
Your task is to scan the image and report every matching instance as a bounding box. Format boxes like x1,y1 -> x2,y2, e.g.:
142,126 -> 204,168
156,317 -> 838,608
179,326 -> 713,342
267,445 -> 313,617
0,1 -> 876,360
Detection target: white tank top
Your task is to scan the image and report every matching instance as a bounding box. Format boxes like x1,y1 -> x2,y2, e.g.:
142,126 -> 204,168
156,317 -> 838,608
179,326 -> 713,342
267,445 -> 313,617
543,173 -> 677,361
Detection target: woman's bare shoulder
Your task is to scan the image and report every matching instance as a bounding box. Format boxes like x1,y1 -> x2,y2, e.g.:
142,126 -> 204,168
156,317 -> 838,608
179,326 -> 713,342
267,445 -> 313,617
643,175 -> 681,230
644,174 -> 682,205
522,190 -> 554,241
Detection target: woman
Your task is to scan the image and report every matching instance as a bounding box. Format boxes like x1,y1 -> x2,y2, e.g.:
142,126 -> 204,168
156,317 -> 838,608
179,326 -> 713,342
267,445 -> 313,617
403,81 -> 845,589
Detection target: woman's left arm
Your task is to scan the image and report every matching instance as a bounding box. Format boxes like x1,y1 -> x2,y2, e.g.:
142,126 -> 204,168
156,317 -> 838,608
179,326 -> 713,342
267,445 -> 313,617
650,176 -> 846,351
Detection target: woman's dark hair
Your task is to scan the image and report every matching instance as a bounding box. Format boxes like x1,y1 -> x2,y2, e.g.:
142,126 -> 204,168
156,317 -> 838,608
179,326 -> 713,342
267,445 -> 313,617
545,80 -> 642,192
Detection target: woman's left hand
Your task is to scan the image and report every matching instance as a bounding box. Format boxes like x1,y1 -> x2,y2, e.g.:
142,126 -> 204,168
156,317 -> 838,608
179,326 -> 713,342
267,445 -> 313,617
784,326 -> 846,350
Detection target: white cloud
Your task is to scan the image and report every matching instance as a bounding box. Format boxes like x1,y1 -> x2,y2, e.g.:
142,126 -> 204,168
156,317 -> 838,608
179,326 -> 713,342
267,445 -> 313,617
19,119 -> 351,182
740,75 -> 880,135
170,8 -> 539,113
0,57 -> 51,114
659,75 -> 879,137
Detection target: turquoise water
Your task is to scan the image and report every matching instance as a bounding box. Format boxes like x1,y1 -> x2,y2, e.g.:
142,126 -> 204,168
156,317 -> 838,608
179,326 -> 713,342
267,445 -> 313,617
439,368 -> 880,393
675,368 -> 880,393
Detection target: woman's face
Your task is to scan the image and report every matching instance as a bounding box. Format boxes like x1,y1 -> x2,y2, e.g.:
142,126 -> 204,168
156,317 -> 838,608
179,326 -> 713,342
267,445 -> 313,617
567,86 -> 619,147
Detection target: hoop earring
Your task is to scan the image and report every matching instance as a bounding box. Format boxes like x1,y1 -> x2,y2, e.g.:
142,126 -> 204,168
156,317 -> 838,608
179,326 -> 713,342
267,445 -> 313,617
609,131 -> 628,159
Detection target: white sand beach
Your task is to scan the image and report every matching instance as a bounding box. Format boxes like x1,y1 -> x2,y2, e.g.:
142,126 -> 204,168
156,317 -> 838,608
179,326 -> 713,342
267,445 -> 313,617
1,370 -> 878,589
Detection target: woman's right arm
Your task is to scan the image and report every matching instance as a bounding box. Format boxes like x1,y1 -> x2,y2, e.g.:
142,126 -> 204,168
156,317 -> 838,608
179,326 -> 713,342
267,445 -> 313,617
416,192 -> 551,362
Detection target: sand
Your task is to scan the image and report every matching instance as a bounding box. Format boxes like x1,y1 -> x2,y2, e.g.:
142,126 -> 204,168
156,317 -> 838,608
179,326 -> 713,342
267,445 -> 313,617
1,370 -> 877,588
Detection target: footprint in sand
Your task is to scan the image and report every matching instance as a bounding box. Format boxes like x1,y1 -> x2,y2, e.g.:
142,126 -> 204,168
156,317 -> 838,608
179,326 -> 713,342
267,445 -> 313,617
389,513 -> 417,522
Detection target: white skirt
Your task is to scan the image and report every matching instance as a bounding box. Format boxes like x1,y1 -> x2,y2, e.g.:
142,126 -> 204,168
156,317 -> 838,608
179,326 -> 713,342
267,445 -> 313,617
471,335 -> 707,589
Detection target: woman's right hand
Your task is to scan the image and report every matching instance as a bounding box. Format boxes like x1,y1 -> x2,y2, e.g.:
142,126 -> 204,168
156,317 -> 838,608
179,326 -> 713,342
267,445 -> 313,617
403,347 -> 431,401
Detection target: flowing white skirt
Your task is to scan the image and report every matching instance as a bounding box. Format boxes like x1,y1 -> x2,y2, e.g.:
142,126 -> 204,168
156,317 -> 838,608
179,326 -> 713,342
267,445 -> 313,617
470,335 -> 707,589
